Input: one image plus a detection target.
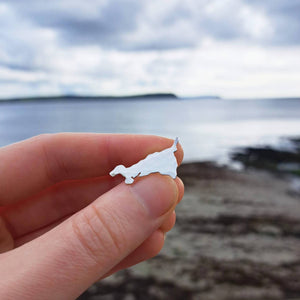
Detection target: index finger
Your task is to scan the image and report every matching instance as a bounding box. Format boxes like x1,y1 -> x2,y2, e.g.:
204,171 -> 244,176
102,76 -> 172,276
0,133 -> 184,205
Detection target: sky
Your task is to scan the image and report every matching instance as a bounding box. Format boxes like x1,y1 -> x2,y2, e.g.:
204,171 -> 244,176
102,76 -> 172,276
0,0 -> 300,99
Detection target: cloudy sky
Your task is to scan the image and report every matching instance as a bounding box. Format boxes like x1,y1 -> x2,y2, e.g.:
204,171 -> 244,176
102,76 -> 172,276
0,0 -> 300,99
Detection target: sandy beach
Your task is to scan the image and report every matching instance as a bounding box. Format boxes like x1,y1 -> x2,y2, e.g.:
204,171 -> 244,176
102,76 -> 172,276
78,159 -> 300,300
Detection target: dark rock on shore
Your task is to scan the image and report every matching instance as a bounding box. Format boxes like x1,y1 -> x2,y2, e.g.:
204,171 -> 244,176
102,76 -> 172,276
231,138 -> 300,177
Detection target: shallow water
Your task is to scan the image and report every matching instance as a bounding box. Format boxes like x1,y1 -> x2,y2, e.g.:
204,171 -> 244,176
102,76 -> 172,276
0,98 -> 300,162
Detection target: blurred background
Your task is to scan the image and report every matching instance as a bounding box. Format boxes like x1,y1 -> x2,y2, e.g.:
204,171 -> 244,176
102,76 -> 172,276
0,0 -> 300,299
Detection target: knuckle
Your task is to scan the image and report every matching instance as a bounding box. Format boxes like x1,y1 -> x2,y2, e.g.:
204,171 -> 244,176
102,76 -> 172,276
71,205 -> 127,265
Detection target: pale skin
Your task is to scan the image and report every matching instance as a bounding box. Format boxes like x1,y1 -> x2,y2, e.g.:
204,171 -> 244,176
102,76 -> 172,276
0,133 -> 184,299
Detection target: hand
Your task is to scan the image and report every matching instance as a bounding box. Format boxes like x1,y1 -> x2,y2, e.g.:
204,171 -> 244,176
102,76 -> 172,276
0,133 -> 184,299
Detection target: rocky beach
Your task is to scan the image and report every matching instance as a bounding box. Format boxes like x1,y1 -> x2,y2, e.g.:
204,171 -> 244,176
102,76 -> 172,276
78,140 -> 300,300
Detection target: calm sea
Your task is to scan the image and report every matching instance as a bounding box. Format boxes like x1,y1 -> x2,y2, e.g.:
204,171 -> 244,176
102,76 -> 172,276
0,98 -> 300,163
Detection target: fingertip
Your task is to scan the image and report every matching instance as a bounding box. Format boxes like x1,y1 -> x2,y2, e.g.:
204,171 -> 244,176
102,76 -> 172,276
160,211 -> 176,233
175,142 -> 184,166
151,229 -> 165,254
175,177 -> 184,203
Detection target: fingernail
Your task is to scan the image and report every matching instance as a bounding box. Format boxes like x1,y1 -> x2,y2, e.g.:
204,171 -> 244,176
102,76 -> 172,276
131,175 -> 178,218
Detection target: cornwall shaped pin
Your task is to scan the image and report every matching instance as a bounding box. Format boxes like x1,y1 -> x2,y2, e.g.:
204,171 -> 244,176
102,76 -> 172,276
110,138 -> 179,184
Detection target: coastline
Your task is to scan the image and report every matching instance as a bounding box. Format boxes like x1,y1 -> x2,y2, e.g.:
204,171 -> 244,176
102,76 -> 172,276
78,160 -> 300,299
0,93 -> 178,103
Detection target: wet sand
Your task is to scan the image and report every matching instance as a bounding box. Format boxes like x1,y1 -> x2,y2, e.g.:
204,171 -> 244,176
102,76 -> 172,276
78,162 -> 300,300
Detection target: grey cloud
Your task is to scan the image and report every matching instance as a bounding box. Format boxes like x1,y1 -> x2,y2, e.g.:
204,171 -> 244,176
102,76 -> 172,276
0,62 -> 35,72
1,0 -> 300,53
246,0 -> 300,14
4,0 -> 143,48
244,0 -> 300,45
5,0 -> 198,51
0,35 -> 39,72
44,2 -> 140,47
158,0 -> 300,46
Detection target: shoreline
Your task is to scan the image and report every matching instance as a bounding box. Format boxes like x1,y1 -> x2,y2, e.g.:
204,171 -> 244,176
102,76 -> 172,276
0,93 -> 178,103
78,160 -> 300,300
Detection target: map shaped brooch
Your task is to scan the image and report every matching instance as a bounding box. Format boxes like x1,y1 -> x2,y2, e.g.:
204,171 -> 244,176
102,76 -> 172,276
110,138 -> 179,184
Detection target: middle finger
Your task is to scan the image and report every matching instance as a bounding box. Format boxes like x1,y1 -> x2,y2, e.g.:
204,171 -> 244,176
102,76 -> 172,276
3,176 -> 183,240
2,175 -> 122,239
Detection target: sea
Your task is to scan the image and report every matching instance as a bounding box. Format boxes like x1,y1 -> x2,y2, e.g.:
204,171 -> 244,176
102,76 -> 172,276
1,98 -> 300,163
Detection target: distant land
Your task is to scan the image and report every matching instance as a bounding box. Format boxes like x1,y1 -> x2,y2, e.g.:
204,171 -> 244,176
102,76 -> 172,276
0,93 -> 226,103
0,93 -> 178,102
181,95 -> 221,100
1,94 -> 300,103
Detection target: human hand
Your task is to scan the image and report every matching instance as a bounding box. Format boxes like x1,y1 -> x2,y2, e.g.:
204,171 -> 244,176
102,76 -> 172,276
0,134 -> 184,299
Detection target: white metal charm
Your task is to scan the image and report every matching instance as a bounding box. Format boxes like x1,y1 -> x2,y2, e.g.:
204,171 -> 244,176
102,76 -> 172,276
110,138 -> 179,184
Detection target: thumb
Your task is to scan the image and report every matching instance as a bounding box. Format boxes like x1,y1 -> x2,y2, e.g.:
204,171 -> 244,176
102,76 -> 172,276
0,175 -> 178,300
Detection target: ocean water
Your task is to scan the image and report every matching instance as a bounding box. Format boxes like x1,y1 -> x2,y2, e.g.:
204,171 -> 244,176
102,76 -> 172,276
0,98 -> 300,163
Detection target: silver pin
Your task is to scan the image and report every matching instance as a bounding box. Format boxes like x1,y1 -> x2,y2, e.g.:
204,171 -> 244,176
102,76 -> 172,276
110,138 -> 179,184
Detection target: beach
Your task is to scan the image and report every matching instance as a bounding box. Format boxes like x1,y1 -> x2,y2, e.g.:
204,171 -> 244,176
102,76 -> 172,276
0,98 -> 299,299
78,156 -> 300,299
